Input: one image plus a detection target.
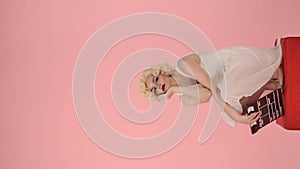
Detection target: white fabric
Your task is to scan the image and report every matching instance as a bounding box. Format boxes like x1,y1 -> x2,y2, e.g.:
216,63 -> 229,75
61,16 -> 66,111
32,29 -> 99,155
175,38 -> 282,126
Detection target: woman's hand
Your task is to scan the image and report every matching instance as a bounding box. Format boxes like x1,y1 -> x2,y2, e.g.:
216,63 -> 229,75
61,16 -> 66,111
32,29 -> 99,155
235,112 -> 261,125
220,100 -> 261,125
156,86 -> 179,102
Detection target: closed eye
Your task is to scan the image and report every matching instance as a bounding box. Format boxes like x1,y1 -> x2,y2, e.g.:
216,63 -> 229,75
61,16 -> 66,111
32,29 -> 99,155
153,76 -> 159,83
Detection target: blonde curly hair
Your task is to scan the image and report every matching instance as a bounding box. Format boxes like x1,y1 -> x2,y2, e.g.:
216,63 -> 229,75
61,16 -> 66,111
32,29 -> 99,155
139,63 -> 175,101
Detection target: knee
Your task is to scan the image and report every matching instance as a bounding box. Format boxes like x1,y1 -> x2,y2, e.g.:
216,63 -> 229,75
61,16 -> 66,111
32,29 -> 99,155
265,81 -> 279,90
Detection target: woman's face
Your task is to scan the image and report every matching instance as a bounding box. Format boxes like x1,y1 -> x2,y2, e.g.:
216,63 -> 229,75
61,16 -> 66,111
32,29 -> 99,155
145,73 -> 173,95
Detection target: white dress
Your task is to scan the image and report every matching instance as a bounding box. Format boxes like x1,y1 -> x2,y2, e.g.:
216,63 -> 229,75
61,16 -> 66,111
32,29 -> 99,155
175,38 -> 282,126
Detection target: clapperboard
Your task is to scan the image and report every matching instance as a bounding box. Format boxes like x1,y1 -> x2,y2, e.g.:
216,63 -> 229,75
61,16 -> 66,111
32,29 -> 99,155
246,88 -> 284,134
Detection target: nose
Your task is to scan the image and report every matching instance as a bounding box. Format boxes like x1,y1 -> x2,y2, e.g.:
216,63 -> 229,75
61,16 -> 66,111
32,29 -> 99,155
154,83 -> 161,89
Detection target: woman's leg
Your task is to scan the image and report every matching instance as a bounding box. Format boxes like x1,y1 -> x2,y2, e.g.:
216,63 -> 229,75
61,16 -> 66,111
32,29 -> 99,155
271,68 -> 279,80
271,67 -> 284,85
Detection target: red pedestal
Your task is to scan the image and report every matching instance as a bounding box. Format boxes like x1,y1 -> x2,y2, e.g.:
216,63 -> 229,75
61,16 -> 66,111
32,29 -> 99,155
276,37 -> 300,130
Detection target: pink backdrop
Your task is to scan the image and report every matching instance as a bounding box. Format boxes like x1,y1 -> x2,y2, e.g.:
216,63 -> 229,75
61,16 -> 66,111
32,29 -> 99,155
1,0 -> 300,168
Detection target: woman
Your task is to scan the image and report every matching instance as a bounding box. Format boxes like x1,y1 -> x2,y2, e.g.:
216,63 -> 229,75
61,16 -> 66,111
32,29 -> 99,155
139,38 -> 283,125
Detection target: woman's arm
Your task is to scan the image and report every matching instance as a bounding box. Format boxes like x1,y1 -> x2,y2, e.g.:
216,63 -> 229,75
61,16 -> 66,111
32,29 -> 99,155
173,85 -> 212,106
178,54 -> 260,125
157,85 -> 211,105
177,54 -> 212,90
218,96 -> 261,125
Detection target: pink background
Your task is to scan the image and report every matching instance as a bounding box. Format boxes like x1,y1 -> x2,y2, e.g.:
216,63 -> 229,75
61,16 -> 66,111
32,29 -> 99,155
1,0 -> 300,168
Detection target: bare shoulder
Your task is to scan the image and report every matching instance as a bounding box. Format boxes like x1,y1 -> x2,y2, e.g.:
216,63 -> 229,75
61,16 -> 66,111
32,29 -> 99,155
181,53 -> 201,65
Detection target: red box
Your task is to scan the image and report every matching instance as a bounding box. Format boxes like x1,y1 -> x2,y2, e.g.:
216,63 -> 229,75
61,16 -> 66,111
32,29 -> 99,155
276,37 -> 300,130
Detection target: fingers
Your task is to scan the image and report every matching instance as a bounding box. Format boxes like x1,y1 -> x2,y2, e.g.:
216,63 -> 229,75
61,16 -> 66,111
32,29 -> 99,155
248,112 -> 261,125
238,112 -> 261,125
253,112 -> 261,121
156,93 -> 170,103
156,94 -> 166,103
